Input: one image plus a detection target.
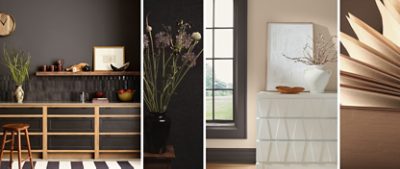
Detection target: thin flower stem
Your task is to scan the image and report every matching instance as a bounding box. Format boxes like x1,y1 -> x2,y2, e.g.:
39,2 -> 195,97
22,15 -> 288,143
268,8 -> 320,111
143,19 -> 202,113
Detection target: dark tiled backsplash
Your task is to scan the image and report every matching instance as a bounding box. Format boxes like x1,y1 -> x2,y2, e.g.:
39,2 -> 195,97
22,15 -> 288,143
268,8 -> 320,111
0,76 -> 140,102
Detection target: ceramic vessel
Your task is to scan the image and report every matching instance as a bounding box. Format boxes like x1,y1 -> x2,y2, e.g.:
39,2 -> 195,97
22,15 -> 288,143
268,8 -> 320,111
144,112 -> 171,154
304,65 -> 331,93
15,85 -> 24,103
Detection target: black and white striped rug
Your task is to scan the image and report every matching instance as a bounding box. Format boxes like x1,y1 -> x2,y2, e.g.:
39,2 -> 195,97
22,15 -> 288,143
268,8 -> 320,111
0,160 -> 140,169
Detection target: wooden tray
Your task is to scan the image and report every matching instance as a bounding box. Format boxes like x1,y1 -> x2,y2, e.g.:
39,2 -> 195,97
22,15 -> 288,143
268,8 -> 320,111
276,86 -> 304,94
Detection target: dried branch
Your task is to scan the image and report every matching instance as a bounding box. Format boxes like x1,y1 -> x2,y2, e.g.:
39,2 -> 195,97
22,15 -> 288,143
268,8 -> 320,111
283,34 -> 337,65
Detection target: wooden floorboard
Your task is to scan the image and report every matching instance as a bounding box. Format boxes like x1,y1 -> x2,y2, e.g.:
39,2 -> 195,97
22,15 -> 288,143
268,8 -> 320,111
207,163 -> 256,169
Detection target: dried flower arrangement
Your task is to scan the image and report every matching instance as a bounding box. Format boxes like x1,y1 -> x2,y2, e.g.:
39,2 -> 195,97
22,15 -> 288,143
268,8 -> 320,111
143,19 -> 203,113
283,34 -> 337,65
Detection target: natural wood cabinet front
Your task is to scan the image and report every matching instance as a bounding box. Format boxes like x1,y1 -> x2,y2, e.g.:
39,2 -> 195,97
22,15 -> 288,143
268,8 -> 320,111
0,103 -> 140,159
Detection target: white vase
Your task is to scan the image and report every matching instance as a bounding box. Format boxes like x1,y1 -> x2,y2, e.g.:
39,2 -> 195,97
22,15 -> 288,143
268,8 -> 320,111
15,85 -> 24,103
304,65 -> 331,93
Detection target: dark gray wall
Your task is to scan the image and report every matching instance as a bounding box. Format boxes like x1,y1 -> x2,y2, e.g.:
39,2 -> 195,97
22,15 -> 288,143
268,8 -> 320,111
144,0 -> 204,169
0,0 -> 140,73
340,0 -> 382,54
0,0 -> 141,102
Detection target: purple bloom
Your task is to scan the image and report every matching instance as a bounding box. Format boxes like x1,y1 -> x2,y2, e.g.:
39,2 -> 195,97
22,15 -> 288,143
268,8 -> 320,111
176,33 -> 193,49
155,32 -> 171,48
182,52 -> 197,67
143,34 -> 149,48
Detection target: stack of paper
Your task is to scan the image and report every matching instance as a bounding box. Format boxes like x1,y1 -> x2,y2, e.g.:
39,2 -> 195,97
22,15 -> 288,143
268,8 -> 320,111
341,0 -> 400,108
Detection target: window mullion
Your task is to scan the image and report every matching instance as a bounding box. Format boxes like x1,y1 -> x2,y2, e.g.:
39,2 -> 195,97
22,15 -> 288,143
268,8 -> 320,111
211,0 -> 216,121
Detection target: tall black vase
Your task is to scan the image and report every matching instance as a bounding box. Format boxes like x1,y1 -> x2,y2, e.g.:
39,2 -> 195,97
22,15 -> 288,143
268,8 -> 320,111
144,112 -> 171,154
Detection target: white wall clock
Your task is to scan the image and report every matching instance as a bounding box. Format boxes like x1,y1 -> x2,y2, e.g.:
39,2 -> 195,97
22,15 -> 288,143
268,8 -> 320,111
0,12 -> 16,36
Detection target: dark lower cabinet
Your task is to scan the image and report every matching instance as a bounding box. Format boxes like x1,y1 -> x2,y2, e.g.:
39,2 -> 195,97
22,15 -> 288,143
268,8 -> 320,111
48,108 -> 93,114
100,135 -> 140,150
8,135 -> 42,150
0,104 -> 140,159
0,118 -> 42,132
100,108 -> 139,115
100,118 -> 140,132
48,118 -> 94,132
0,108 -> 42,114
48,135 -> 94,150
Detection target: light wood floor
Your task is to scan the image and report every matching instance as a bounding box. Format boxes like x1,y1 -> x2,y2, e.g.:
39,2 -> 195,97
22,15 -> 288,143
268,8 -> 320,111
207,163 -> 256,169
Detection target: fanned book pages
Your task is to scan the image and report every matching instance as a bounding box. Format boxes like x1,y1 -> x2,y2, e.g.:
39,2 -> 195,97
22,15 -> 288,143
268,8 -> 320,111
341,0 -> 400,108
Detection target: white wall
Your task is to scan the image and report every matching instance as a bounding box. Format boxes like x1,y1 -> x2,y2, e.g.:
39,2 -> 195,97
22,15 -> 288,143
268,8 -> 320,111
207,0 -> 338,148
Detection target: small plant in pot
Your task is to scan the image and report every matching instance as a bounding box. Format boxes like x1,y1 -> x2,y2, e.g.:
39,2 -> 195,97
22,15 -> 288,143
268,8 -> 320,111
143,18 -> 202,153
2,45 -> 31,103
283,34 -> 337,93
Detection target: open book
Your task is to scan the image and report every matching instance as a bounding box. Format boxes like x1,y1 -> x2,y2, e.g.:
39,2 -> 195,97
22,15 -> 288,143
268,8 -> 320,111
341,0 -> 400,108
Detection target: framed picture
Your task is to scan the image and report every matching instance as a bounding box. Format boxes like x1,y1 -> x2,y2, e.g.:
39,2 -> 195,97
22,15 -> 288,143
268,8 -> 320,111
93,46 -> 125,71
266,22 -> 313,91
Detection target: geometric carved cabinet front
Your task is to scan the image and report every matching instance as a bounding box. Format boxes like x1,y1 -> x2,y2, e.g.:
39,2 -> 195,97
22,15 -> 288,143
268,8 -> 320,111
257,92 -> 337,169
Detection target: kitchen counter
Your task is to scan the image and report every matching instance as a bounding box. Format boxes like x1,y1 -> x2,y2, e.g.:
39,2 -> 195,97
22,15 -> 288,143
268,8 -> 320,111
0,102 -> 140,108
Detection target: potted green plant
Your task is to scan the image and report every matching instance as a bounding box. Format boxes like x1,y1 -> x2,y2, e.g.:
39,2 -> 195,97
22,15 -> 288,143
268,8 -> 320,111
143,19 -> 202,153
2,45 -> 31,103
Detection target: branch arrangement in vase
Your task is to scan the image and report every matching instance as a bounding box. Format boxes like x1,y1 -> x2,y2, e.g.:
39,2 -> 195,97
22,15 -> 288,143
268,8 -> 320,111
2,44 -> 30,85
283,34 -> 337,65
143,19 -> 203,113
282,34 -> 337,93
2,44 -> 31,103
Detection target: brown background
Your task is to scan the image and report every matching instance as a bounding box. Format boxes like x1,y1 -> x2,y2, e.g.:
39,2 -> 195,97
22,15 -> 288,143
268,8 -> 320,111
340,0 -> 382,54
341,107 -> 400,169
340,0 -> 400,168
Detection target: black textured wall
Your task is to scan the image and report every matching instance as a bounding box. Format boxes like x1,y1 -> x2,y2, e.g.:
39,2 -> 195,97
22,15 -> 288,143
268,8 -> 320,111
0,76 -> 140,102
0,0 -> 141,102
144,0 -> 204,169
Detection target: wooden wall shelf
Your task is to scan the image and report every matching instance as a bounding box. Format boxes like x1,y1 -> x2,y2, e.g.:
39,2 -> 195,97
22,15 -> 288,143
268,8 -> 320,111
35,71 -> 140,77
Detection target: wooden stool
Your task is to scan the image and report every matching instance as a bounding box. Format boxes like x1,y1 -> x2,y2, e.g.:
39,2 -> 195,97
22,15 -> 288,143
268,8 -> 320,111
0,123 -> 34,169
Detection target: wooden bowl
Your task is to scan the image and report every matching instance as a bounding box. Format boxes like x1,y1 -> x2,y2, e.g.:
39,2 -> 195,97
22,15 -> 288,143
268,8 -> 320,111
276,86 -> 304,94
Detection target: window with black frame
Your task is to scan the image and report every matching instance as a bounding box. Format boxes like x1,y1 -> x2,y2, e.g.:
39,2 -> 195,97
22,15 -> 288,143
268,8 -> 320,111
206,0 -> 247,138
206,0 -> 234,122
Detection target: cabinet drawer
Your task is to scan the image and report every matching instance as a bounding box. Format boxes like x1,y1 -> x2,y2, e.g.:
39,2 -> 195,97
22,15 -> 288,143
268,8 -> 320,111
100,108 -> 139,115
48,135 -> 93,150
100,135 -> 140,150
10,135 -> 42,150
257,141 -> 337,163
257,99 -> 337,118
48,118 -> 94,132
0,108 -> 42,114
0,118 -> 42,132
257,119 -> 337,140
48,108 -> 93,115
256,164 -> 337,169
100,118 -> 140,132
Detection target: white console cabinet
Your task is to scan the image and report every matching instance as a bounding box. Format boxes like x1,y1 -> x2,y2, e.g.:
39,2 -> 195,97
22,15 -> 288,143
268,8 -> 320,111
256,92 -> 337,169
